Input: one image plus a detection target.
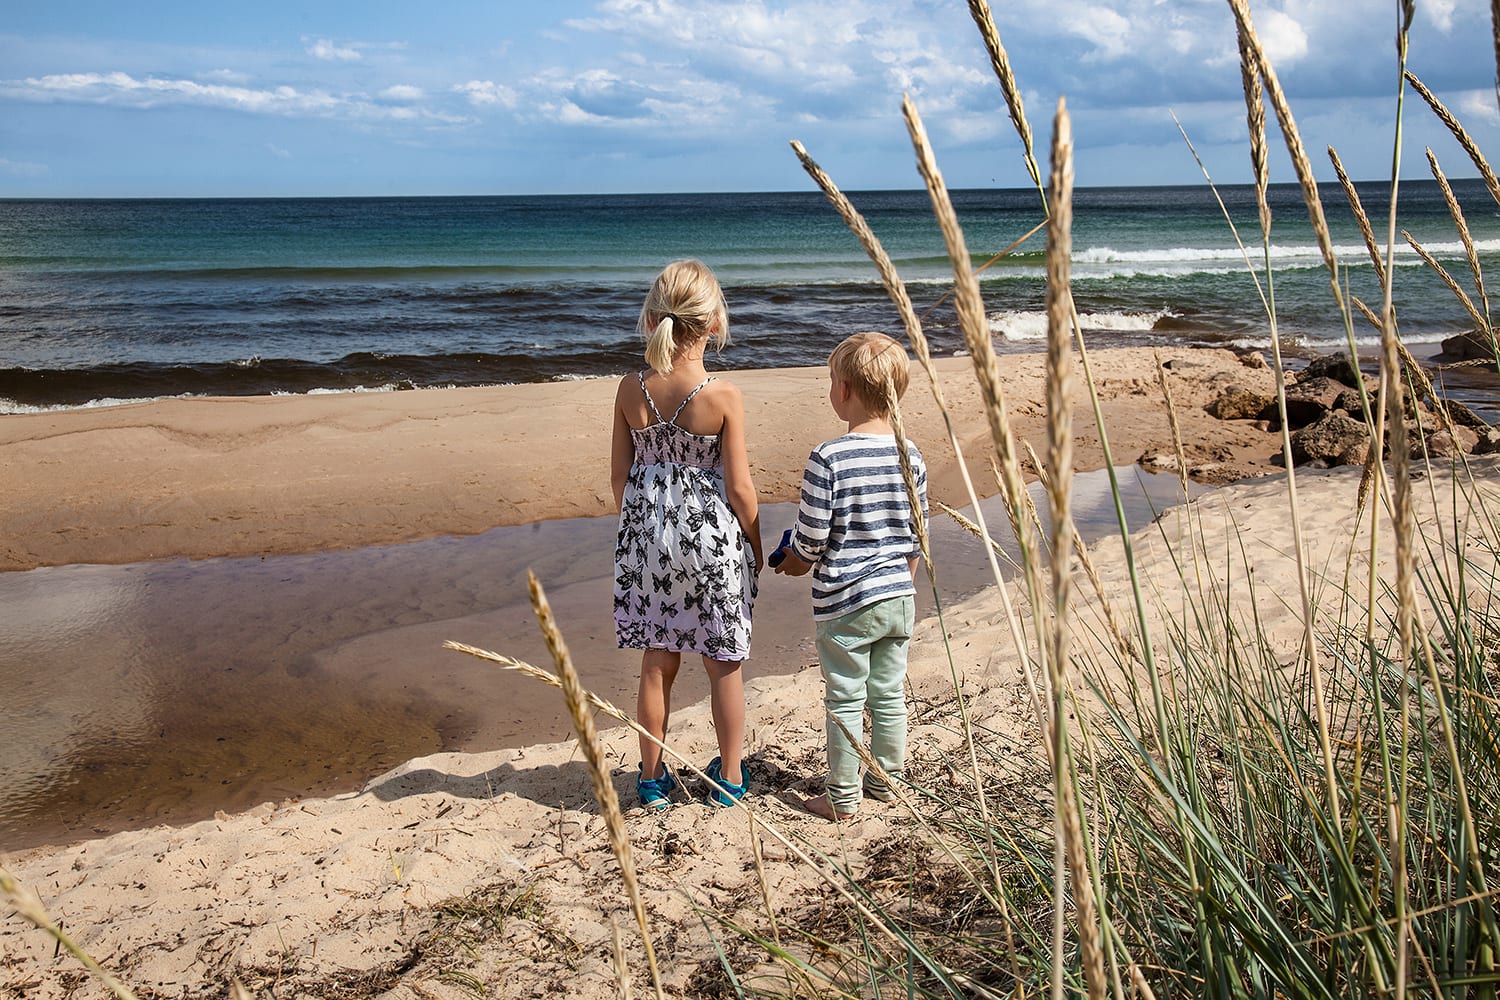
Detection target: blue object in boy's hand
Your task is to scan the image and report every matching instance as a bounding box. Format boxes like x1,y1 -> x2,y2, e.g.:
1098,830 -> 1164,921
767,528 -> 794,568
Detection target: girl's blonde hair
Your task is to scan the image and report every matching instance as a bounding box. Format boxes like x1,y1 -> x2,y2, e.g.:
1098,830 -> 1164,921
829,331 -> 910,416
638,259 -> 729,374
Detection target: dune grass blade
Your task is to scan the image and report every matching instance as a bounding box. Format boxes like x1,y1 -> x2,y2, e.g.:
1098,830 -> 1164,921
789,137 -> 1023,844
1,866 -> 141,1000
1405,71 -> 1500,208
1041,95 -> 1107,1000
965,0 -> 1042,203
1227,0 -> 1345,839
1330,147 -> 1387,287
524,571 -> 665,1000
900,94 -> 1047,721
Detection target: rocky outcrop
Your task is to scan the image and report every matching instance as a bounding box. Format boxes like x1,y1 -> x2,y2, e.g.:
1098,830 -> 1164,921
1438,329 -> 1497,363
1290,411 -> 1372,467
1204,384 -> 1274,421
1201,349 -> 1494,469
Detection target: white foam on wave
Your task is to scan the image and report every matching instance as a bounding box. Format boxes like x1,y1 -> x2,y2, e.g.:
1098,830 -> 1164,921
0,394 -> 202,415
988,308 -> 1173,342
1069,237 -> 1500,282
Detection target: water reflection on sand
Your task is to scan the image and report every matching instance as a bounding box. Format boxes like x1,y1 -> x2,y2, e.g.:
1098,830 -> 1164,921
1,469 -> 1198,853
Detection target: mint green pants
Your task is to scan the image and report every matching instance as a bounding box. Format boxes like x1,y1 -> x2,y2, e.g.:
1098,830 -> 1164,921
815,595 -> 914,815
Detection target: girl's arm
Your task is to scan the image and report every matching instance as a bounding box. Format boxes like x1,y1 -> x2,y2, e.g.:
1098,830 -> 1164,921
610,376 -> 636,511
716,381 -> 764,573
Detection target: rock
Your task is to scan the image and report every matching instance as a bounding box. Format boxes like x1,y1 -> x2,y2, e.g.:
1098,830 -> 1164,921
1334,388 -> 1367,416
1205,384 -> 1275,421
1290,411 -> 1371,466
1474,427 -> 1500,455
1438,329 -> 1497,362
1139,450 -> 1181,473
1426,426 -> 1479,458
1281,376 -> 1349,429
1237,350 -> 1269,370
1303,352 -> 1364,387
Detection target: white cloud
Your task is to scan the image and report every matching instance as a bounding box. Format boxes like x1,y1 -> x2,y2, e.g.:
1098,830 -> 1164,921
306,38 -> 361,61
1067,5 -> 1135,61
1424,0 -> 1457,33
200,68 -> 251,85
0,70 -> 473,126
0,156 -> 47,177
380,84 -> 424,101
1458,89 -> 1500,127
1255,8 -> 1310,66
266,143 -> 291,159
456,79 -> 518,108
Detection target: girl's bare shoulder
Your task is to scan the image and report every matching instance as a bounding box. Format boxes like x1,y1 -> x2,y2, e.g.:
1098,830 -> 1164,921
701,376 -> 744,410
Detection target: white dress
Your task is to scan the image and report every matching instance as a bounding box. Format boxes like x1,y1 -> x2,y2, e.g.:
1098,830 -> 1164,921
613,373 -> 756,660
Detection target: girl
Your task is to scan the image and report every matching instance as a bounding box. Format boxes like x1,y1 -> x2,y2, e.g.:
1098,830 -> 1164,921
611,259 -> 763,810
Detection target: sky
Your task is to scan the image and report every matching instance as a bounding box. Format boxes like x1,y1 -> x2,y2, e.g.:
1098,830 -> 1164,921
1,1 -> 1497,197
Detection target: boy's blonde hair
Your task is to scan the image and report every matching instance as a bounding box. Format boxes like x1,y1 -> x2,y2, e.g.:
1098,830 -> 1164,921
638,259 -> 729,374
829,332 -> 910,416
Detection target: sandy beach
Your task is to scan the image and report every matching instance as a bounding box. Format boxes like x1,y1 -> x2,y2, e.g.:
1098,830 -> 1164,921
3,344 -> 1409,996
0,349 -> 1281,573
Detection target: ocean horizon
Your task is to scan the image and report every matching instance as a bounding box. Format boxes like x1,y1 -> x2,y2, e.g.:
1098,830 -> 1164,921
3,180 -> 1498,414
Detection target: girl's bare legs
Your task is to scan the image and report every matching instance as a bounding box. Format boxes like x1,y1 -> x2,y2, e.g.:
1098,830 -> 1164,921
704,657 -> 745,785
638,649 -> 681,779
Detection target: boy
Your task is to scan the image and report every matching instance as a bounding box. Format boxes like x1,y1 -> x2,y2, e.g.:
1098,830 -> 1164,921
773,332 -> 927,821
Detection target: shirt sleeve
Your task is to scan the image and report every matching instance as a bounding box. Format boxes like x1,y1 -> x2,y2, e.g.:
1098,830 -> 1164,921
790,447 -> 833,564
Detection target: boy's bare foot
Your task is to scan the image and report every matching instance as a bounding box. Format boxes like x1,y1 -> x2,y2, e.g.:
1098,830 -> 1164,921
802,793 -> 855,822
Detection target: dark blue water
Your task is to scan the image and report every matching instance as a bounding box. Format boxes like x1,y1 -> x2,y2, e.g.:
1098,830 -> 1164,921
1,183 -> 1496,411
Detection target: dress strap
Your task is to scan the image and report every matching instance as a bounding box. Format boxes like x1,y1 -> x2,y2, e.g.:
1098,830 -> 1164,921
668,377 -> 715,425
637,371 -> 667,425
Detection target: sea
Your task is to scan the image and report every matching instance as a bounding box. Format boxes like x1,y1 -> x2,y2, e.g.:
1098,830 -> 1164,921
3,180 -> 1498,414
3,182 -> 1499,852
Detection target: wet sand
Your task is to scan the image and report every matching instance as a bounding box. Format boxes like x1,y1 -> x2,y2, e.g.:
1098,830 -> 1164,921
1,472 -> 1202,853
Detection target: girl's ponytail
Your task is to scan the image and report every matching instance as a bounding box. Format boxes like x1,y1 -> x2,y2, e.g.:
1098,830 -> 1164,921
637,259 -> 728,375
644,315 -> 677,374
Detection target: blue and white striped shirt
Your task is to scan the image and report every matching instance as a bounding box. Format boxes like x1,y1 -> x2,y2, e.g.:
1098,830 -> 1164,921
790,433 -> 927,621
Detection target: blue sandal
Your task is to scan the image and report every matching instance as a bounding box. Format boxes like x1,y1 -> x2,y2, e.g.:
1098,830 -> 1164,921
637,762 -> 678,811
704,756 -> 747,808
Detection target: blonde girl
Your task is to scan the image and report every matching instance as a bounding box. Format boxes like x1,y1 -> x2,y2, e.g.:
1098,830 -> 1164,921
610,259 -> 763,809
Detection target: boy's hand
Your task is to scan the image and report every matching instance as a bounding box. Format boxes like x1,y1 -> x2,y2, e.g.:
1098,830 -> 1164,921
773,549 -> 814,576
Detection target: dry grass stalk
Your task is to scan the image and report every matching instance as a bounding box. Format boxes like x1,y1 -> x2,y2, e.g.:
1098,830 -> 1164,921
525,571 -> 665,1000
1403,230 -> 1489,334
934,499 -> 1022,574
1427,147 -> 1493,336
1229,0 -> 1345,837
1405,70 -> 1500,207
1228,0 -> 1339,286
1330,146 -> 1388,287
788,139 -> 1032,839
1041,95 -> 1106,1000
609,918 -> 634,1000
901,93 -> 1043,638
1235,17 -> 1271,236
789,139 -> 1036,675
1153,350 -> 1190,499
965,0 -> 1042,195
1,865 -> 140,1000
440,646 -> 923,965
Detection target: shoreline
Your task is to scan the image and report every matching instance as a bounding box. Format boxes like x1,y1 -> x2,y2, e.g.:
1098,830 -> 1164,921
0,347 -> 1284,573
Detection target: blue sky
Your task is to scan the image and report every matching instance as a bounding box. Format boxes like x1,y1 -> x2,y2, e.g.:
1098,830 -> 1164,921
2,1 -> 1496,197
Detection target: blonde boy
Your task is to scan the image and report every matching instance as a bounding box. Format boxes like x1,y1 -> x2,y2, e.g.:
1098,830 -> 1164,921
773,332 -> 927,821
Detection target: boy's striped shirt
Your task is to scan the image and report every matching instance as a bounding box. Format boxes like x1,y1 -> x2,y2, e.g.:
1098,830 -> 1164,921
790,433 -> 927,621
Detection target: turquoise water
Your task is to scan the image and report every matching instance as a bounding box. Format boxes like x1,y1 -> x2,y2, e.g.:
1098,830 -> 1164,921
2,182 -> 1496,410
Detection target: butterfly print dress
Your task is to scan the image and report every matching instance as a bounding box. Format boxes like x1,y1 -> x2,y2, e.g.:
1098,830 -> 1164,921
614,373 -> 756,660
